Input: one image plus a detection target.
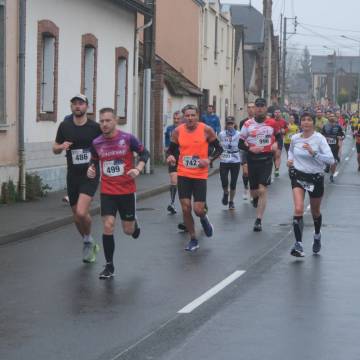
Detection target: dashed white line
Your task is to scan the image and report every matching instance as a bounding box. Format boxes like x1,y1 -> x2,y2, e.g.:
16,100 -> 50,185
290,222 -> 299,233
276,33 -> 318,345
178,270 -> 246,314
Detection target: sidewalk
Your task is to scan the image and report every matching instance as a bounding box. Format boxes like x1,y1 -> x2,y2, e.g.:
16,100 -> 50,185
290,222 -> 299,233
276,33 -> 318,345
0,163 -> 219,245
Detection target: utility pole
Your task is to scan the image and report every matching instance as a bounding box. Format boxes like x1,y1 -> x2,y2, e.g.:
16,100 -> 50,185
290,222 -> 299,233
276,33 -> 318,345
143,0 -> 155,174
262,0 -> 272,104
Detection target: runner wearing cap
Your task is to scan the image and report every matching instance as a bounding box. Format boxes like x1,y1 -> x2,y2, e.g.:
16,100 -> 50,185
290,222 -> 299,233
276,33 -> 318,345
238,98 -> 281,232
53,94 -> 102,263
218,116 -> 242,209
272,108 -> 288,177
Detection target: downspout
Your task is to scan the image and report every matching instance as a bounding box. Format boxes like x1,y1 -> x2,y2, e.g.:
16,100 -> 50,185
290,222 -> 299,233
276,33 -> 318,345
18,0 -> 26,201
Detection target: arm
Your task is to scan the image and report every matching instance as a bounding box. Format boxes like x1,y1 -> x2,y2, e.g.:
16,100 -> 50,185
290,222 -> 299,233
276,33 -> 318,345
215,116 -> 221,134
129,136 -> 150,176
314,136 -> 335,165
206,127 -> 223,162
287,139 -> 295,166
53,123 -> 72,154
166,128 -> 179,165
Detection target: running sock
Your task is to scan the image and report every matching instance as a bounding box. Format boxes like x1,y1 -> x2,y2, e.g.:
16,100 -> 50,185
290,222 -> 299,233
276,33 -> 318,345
170,185 -> 177,204
242,176 -> 249,188
102,234 -> 115,264
293,216 -> 304,242
83,234 -> 93,243
313,214 -> 322,235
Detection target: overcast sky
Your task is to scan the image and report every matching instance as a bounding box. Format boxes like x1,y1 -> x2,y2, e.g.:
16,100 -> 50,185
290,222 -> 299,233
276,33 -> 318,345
223,0 -> 360,57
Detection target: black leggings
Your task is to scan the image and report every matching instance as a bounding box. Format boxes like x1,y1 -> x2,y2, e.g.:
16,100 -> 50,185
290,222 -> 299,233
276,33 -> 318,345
220,163 -> 241,190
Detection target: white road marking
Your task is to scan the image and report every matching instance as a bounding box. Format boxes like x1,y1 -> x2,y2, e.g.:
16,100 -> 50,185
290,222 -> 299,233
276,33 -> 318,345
345,157 -> 349,161
178,270 -> 246,314
334,171 -> 339,177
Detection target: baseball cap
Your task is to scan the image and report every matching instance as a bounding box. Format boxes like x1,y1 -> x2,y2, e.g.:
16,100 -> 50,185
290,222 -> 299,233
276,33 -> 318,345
70,94 -> 88,104
255,97 -> 267,107
225,116 -> 235,124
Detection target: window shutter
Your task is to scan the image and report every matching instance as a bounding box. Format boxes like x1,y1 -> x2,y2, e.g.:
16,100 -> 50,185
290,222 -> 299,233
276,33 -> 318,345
84,47 -> 95,113
116,58 -> 127,118
41,36 -> 55,112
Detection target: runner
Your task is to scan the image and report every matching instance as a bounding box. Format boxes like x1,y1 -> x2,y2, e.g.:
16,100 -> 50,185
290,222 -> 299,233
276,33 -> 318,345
350,111 -> 359,138
218,116 -> 241,209
88,108 -> 149,279
355,121 -> 360,171
315,108 -> 328,132
53,94 -> 101,263
164,111 -> 182,214
287,112 -> 335,257
166,105 -> 223,251
321,113 -> 345,183
284,114 -> 299,157
273,108 -> 288,177
238,98 -> 281,232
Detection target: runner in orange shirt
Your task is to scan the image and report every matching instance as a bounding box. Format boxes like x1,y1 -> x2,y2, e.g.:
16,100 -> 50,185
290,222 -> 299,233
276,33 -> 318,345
166,105 -> 223,251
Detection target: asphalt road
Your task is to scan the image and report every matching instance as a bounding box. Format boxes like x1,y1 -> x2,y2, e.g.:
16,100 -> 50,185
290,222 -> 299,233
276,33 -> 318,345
1,137 -> 358,360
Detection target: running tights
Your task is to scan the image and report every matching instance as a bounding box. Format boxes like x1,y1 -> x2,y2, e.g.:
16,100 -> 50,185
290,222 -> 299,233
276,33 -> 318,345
220,163 -> 240,191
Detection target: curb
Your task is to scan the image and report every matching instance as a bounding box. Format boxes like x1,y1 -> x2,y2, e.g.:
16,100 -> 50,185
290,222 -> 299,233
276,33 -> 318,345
0,167 -> 220,246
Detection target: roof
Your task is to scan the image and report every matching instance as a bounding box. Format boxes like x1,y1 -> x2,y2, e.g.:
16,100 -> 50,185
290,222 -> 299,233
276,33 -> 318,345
244,52 -> 256,90
229,4 -> 264,44
311,55 -> 360,74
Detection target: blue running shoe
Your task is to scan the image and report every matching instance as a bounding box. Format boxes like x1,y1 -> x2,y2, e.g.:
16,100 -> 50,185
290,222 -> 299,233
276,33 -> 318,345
200,215 -> 214,237
185,239 -> 199,252
290,241 -> 305,257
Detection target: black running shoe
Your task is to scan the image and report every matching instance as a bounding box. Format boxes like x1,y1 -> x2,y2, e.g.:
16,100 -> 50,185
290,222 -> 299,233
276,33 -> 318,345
167,204 -> 177,214
312,232 -> 321,254
178,223 -> 188,232
200,215 -> 214,237
253,218 -> 262,232
252,197 -> 259,208
99,263 -> 114,279
290,241 -> 305,257
229,201 -> 235,210
132,220 -> 141,239
222,192 -> 229,205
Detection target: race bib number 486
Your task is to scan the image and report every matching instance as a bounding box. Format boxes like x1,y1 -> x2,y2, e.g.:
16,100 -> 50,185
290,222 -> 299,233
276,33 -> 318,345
103,160 -> 125,177
71,149 -> 90,165
183,156 -> 200,168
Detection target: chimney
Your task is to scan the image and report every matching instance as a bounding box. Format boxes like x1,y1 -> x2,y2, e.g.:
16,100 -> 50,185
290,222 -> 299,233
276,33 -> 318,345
263,0 -> 272,19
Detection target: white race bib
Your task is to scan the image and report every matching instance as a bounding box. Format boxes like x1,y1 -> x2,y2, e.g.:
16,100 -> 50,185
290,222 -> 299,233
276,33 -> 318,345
297,180 -> 314,192
71,149 -> 90,165
255,134 -> 271,147
103,160 -> 125,177
326,137 -> 337,145
221,152 -> 232,161
183,156 -> 200,168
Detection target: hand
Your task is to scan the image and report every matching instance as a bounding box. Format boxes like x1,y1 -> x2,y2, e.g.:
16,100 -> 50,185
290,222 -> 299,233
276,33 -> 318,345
302,143 -> 314,156
198,158 -> 210,168
87,164 -> 96,179
166,155 -> 176,166
249,146 -> 263,154
287,160 -> 294,168
127,168 -> 141,179
62,141 -> 73,151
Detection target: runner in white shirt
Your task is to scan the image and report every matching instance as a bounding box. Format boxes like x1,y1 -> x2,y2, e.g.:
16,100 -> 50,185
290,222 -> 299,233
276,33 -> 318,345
218,116 -> 242,209
287,111 -> 335,257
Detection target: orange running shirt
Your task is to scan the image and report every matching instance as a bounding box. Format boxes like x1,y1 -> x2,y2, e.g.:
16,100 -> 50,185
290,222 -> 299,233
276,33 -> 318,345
177,122 -> 209,179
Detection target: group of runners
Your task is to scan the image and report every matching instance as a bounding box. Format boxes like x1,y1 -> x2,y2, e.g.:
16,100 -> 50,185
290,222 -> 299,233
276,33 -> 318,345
53,94 -> 356,279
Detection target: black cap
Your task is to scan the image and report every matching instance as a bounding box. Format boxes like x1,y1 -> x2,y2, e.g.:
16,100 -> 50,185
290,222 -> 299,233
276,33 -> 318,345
225,116 -> 235,124
255,97 -> 267,107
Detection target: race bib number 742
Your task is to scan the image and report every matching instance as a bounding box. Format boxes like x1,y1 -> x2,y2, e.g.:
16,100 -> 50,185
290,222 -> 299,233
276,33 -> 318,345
183,156 -> 200,168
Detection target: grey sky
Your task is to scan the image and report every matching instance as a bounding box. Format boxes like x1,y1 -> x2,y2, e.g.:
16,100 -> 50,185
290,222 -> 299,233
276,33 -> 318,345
223,0 -> 360,57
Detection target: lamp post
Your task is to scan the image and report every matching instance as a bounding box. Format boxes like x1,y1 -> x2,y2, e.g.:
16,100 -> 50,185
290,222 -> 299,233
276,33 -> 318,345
341,35 -> 360,112
323,46 -> 337,106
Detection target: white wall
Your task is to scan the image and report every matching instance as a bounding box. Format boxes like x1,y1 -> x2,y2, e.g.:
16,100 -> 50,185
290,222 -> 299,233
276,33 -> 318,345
25,0 -> 136,144
233,36 -> 245,122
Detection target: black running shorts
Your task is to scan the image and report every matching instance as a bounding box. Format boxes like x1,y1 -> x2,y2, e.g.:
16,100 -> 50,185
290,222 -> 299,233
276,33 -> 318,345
100,193 -> 136,221
247,158 -> 273,190
291,175 -> 324,198
67,172 -> 99,207
177,176 -> 207,202
356,143 -> 360,153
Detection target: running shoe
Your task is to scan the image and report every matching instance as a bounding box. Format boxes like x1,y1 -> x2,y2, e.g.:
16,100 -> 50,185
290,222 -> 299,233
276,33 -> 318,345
167,204 -> 177,214
229,201 -> 235,210
132,220 -> 141,239
252,197 -> 259,208
358,166 -> 360,172
99,263 -> 114,279
274,168 -> 280,177
330,175 -> 334,183
312,232 -> 322,254
200,215 -> 214,237
82,242 -> 100,263
324,165 -> 330,173
178,222 -> 187,232
253,218 -> 262,232
222,192 -> 229,205
185,239 -> 199,252
290,241 -> 305,257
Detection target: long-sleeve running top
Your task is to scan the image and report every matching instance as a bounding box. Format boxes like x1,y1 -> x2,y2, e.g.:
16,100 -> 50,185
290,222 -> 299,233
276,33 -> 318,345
288,132 -> 335,174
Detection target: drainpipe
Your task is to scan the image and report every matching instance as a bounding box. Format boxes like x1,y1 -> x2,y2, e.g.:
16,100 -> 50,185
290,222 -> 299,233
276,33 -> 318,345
18,0 -> 26,201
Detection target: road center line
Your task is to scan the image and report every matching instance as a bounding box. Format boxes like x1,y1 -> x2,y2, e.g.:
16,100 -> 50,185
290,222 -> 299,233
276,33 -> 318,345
178,270 -> 246,314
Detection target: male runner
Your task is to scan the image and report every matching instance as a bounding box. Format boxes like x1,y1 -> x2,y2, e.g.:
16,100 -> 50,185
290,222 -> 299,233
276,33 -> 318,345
88,108 -> 149,279
53,94 -> 101,263
355,121 -> 360,171
315,109 -> 328,132
273,108 -> 288,177
239,98 -> 281,232
164,111 -> 182,214
167,105 -> 223,251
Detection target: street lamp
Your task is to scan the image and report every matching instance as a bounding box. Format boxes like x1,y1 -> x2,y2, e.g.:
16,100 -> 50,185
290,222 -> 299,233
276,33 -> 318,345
323,46 -> 337,105
341,35 -> 360,112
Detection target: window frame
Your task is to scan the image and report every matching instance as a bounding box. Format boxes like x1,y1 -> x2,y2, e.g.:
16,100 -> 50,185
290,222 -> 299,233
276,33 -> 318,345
114,47 -> 129,125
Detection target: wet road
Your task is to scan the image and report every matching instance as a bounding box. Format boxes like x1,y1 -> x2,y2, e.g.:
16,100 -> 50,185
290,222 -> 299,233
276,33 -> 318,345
1,137 -> 359,360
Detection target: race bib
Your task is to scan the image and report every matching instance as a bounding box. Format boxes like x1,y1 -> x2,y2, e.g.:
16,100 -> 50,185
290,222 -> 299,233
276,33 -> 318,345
183,156 -> 200,168
103,160 -> 125,177
326,137 -> 337,145
297,180 -> 314,192
71,149 -> 90,165
221,152 -> 232,161
255,134 -> 271,147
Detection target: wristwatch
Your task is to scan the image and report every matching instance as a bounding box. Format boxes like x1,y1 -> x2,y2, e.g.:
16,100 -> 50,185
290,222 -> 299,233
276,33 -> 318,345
312,151 -> 318,158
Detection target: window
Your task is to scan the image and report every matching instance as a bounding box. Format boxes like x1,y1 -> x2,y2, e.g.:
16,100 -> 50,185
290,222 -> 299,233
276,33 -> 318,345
214,16 -> 218,62
81,34 -> 97,117
37,20 -> 59,122
115,47 -> 129,124
0,0 -> 5,125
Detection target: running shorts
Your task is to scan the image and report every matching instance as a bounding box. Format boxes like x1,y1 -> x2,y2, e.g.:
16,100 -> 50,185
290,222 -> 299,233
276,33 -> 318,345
67,172 -> 99,207
177,176 -> 207,202
100,193 -> 136,221
289,168 -> 324,198
247,157 -> 273,190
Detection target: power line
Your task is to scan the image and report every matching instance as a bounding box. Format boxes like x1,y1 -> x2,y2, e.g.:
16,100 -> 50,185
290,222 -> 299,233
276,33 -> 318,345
298,22 -> 360,34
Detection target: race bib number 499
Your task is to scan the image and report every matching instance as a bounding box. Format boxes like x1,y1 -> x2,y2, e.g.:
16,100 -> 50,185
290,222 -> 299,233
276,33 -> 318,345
103,160 -> 125,177
183,156 -> 200,168
71,149 -> 90,165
